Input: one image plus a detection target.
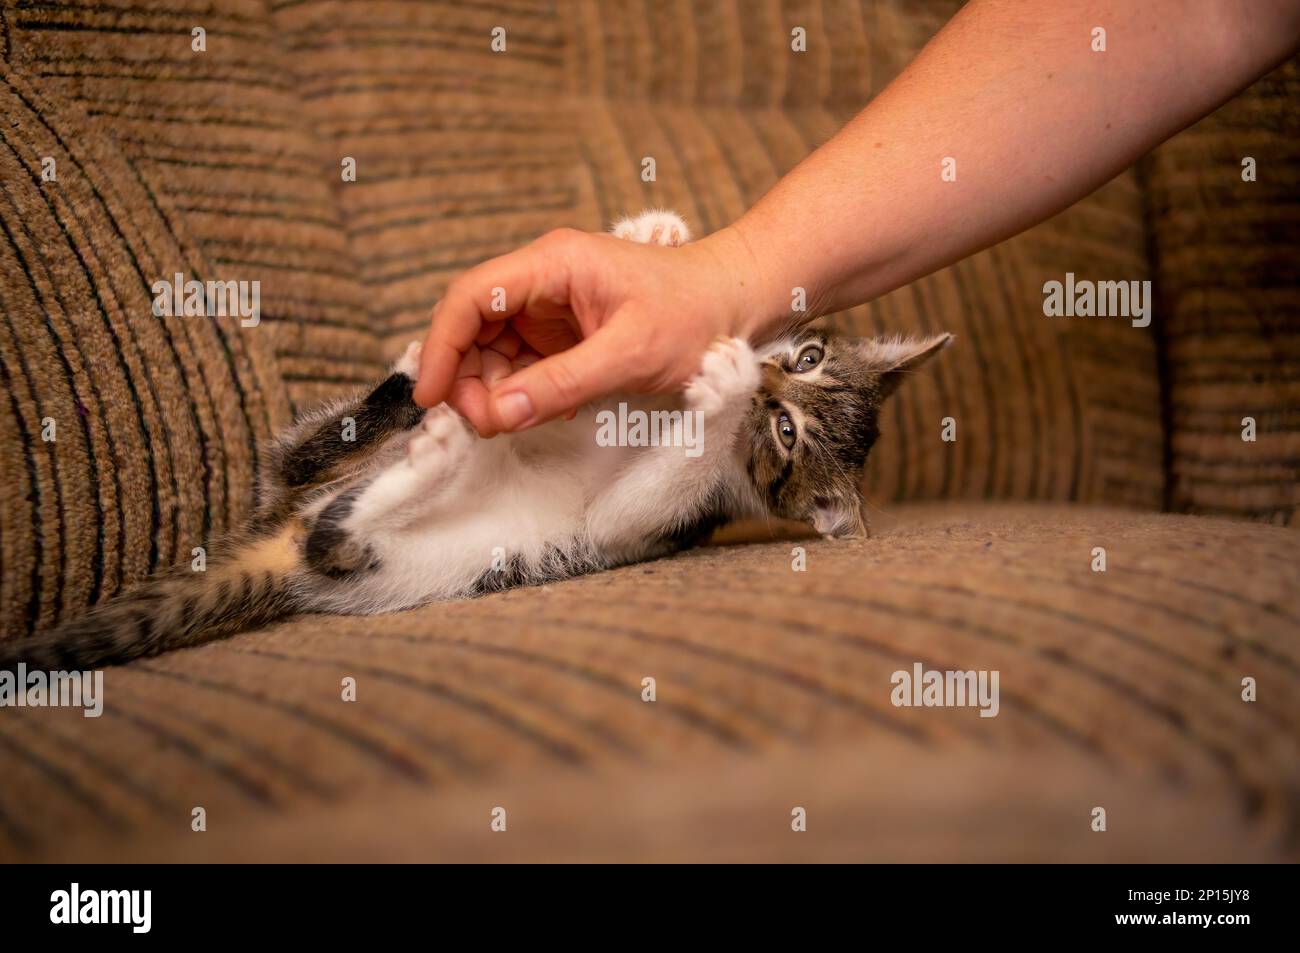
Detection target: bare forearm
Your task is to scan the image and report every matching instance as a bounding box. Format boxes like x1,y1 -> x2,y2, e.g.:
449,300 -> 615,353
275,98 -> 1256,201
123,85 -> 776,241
709,0 -> 1300,333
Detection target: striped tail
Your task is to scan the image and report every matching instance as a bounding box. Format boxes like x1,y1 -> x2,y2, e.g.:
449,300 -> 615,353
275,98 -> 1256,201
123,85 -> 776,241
0,526 -> 303,672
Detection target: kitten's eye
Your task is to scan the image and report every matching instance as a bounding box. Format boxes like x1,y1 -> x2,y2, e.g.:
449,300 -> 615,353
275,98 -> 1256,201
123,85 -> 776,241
775,412 -> 797,450
794,346 -> 824,372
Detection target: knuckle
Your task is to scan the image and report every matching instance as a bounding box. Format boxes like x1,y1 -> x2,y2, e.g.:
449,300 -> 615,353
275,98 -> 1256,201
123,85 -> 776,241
613,347 -> 649,384
539,227 -> 583,252
440,276 -> 465,306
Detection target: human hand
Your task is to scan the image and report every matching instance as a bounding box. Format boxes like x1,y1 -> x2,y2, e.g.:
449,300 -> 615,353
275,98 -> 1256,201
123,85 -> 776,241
412,224 -> 772,436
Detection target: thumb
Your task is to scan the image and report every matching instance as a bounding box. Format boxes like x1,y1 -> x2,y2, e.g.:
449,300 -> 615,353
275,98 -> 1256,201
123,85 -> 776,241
486,325 -> 637,431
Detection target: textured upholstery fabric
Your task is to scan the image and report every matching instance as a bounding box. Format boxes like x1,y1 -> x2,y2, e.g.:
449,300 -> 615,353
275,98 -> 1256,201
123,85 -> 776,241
0,1 -> 1296,863
3,504 -> 1298,862
2,0 -> 372,413
1141,59 -> 1300,526
0,66 -> 290,639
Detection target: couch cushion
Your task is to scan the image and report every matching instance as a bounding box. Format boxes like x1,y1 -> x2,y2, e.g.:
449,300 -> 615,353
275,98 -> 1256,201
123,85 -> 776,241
2,0 -> 379,414
1141,57 -> 1300,526
0,68 -> 289,639
3,503 -> 1296,862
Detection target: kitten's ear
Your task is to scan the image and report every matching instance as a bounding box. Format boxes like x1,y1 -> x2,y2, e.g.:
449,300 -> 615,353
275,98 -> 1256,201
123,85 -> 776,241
860,333 -> 954,399
811,496 -> 869,539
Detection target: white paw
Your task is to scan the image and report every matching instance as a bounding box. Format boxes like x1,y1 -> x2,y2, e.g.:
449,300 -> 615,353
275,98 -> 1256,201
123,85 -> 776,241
610,209 -> 691,247
406,404 -> 472,469
394,340 -> 422,380
684,337 -> 760,415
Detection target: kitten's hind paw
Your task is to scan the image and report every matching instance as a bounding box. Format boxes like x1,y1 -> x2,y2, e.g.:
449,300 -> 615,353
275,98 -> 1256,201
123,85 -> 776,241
685,337 -> 760,415
394,340 -> 423,380
610,209 -> 691,247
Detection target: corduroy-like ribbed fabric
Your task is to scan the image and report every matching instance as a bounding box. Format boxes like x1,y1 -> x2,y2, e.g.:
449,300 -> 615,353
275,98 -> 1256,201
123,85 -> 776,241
3,0 -> 372,414
1142,58 -> 1300,526
1,504 -> 1296,862
0,64 -> 290,639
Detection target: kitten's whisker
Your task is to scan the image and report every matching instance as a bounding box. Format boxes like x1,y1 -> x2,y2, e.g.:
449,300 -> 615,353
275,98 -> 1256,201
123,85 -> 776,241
810,434 -> 855,491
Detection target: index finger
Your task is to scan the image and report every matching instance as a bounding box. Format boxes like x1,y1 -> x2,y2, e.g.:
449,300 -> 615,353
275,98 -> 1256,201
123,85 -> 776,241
412,241 -> 567,407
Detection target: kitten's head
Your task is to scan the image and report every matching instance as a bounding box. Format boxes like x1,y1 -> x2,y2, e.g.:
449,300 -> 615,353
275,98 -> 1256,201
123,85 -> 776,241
742,328 -> 953,538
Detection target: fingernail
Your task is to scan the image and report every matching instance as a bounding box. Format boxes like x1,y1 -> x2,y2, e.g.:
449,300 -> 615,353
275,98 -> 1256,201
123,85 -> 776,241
494,391 -> 534,430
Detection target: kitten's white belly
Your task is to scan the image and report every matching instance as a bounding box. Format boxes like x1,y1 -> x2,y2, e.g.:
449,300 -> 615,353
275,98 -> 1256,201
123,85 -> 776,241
331,430 -> 601,613
308,398 -> 730,616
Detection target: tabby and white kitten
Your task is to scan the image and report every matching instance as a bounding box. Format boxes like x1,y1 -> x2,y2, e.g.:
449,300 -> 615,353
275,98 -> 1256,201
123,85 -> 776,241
1,210 -> 951,671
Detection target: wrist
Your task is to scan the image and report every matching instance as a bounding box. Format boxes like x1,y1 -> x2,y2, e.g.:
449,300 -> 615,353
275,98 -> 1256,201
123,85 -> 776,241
688,221 -> 789,342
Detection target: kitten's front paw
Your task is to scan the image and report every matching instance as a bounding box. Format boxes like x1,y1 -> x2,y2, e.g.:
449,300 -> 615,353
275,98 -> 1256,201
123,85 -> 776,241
394,340 -> 423,380
406,404 -> 473,470
610,209 -> 691,247
685,337 -> 760,415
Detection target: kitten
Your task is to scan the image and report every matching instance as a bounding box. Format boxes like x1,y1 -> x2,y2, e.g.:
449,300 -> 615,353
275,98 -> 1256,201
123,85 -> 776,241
0,211 -> 951,671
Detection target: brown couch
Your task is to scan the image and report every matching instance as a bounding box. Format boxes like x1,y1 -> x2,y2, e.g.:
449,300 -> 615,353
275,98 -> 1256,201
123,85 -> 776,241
0,0 -> 1296,862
